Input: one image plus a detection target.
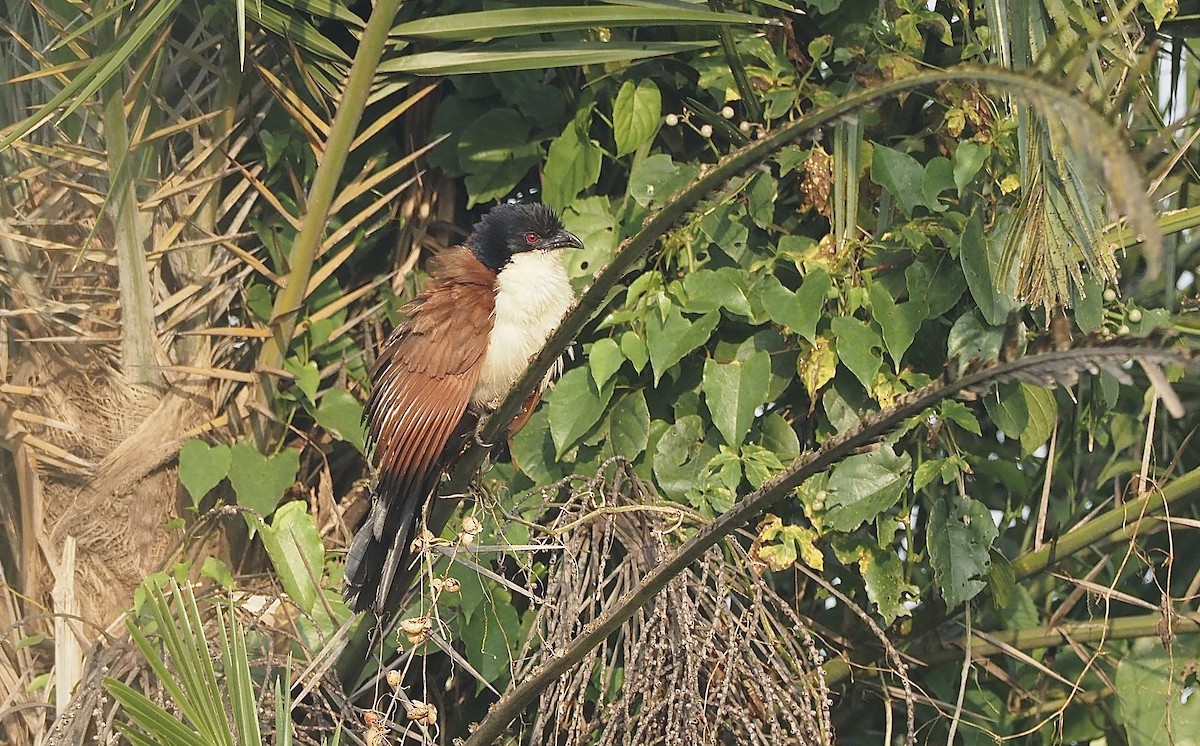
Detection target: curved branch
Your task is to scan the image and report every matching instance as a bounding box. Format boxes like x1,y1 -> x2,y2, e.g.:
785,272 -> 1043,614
463,341 -> 1192,744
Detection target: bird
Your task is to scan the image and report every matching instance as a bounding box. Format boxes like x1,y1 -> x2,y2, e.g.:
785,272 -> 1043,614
343,202 -> 583,615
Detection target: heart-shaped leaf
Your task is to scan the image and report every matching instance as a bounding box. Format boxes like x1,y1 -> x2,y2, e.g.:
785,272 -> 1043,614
228,442 -> 300,522
178,439 -> 231,510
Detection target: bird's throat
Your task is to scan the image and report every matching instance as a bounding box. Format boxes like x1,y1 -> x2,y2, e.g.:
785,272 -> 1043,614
472,250 -> 574,408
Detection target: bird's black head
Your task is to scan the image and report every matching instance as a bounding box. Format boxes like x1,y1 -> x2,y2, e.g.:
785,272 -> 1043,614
466,203 -> 584,272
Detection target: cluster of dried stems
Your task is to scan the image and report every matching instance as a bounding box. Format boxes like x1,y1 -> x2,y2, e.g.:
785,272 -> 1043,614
506,460 -> 839,746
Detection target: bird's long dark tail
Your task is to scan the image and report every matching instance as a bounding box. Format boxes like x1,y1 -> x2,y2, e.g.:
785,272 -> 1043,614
342,480 -> 431,615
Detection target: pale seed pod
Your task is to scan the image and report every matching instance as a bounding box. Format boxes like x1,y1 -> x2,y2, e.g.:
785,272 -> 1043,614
407,700 -> 438,726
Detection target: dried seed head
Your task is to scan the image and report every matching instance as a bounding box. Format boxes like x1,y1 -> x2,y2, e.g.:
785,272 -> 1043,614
386,670 -> 403,688
399,616 -> 432,636
461,516 -> 483,535
442,577 -> 461,593
365,725 -> 388,746
407,700 -> 438,726
362,710 -> 381,726
410,530 -> 436,553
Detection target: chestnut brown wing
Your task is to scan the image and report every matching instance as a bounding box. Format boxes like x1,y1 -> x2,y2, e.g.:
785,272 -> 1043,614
345,248 -> 495,613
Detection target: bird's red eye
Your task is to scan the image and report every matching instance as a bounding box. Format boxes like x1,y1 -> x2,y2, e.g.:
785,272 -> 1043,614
524,231 -> 539,245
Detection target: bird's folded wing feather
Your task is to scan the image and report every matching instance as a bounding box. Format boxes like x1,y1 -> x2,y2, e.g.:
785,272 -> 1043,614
365,248 -> 496,540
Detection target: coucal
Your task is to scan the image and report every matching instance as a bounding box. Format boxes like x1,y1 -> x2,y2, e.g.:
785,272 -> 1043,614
344,202 -> 583,614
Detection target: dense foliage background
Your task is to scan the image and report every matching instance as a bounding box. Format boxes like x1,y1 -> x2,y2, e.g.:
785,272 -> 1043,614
2,0 -> 1200,744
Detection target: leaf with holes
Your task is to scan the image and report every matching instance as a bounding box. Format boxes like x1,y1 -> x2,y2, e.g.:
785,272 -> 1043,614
927,495 -> 997,609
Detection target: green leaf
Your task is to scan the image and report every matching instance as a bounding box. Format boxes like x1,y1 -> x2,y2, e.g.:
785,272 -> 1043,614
913,459 -> 943,492
871,144 -> 925,217
960,211 -> 1019,325
927,495 -> 997,609
259,501 -> 325,615
746,172 -> 778,229
543,102 -> 602,210
905,252 -> 966,317
1140,0 -> 1177,28
823,447 -> 912,531
589,338 -> 625,388
457,582 -> 521,684
921,156 -> 955,212
457,110 -> 539,207
563,196 -> 618,279
628,153 -> 698,208
983,383 -> 1029,442
939,400 -> 982,435
760,268 -> 829,343
849,541 -> 916,623
510,409 -> 565,484
759,413 -> 800,460
703,351 -> 770,446
645,307 -> 720,384
105,679 -> 209,746
620,331 -> 649,373
798,334 -> 838,398
228,442 -> 300,520
831,316 -> 883,391
283,358 -> 319,403
312,388 -> 367,454
1116,646 -> 1200,745
178,440 -> 231,509
947,310 -> 1004,369
868,281 -> 925,371
217,606 -> 261,746
682,268 -> 752,316
953,141 -> 990,194
199,557 -> 234,590
1072,276 -> 1105,334
609,390 -> 650,459
741,444 -> 786,488
653,415 -> 712,500
613,79 -> 662,156
1019,384 -> 1057,456
391,7 -> 766,41
548,366 -> 615,458
381,41 -> 718,76
996,580 -> 1039,630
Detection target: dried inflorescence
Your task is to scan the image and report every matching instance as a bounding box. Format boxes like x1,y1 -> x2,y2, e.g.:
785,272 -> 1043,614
512,460 -> 836,746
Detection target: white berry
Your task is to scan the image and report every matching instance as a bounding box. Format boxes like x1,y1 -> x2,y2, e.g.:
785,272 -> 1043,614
699,124 -> 713,138
721,106 -> 735,119
665,113 -> 679,126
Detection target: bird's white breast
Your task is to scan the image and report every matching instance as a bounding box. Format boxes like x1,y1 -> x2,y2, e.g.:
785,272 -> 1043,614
472,250 -> 575,408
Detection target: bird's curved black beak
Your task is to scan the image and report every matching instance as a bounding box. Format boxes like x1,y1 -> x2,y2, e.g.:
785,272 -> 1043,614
546,229 -> 584,251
